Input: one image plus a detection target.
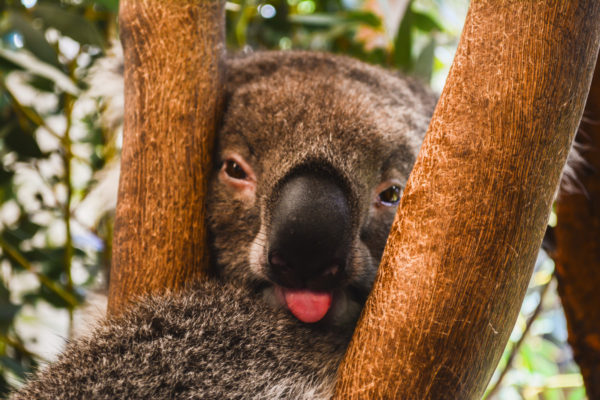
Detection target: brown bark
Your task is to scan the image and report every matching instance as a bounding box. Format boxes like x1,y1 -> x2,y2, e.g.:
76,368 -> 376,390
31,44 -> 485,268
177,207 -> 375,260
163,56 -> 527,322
554,58 -> 600,398
334,2 -> 600,399
107,0 -> 225,314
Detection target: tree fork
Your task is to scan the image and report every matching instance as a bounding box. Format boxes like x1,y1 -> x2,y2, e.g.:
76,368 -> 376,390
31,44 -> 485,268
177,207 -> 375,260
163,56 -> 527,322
553,57 -> 600,397
334,2 -> 600,399
108,0 -> 225,314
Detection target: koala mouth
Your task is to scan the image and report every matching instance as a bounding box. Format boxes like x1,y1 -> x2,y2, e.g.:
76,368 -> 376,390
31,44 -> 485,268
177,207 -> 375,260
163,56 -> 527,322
275,286 -> 333,323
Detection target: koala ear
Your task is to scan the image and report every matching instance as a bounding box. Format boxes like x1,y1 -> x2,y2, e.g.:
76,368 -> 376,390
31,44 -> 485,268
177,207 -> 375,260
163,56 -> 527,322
225,53 -> 282,91
225,52 -> 340,93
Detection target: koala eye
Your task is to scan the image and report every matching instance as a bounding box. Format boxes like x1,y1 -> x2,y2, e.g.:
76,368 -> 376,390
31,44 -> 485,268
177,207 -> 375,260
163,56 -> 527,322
218,154 -> 256,196
223,159 -> 248,180
378,185 -> 401,206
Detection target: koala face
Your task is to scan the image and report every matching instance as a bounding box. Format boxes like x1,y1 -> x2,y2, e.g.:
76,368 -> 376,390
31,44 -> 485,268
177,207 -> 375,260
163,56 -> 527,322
208,51 -> 435,327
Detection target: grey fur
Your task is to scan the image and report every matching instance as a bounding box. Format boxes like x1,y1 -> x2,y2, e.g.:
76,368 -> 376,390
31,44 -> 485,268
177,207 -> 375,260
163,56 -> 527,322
11,51 -> 435,399
209,51 -> 434,328
11,281 -> 349,400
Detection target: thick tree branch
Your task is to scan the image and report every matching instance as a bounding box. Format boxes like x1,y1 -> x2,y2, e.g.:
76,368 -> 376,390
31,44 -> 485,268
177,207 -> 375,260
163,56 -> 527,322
485,278 -> 552,399
553,57 -> 600,398
108,0 -> 225,314
334,2 -> 600,398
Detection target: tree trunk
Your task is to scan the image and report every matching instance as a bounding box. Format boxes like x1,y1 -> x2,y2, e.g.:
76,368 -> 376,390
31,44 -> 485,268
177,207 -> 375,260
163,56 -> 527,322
334,2 -> 600,399
553,57 -> 600,398
107,0 -> 225,314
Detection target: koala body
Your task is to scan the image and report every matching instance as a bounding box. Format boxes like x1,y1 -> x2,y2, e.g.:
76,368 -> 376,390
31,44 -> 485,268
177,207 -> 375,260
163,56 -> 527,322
12,281 -> 349,399
11,51 -> 435,399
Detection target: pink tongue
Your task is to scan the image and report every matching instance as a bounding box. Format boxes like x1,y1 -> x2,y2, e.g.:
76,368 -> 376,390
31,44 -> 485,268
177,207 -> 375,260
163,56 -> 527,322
283,289 -> 333,323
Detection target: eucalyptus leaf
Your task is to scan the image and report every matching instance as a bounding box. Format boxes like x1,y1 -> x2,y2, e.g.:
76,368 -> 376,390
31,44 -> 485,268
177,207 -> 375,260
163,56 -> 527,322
0,48 -> 80,95
14,218 -> 42,241
414,37 -> 435,81
289,13 -> 342,26
24,247 -> 66,264
568,387 -> 586,400
26,74 -> 55,93
290,11 -> 381,28
0,166 -> 13,186
0,356 -> 27,378
32,4 -> 105,47
0,304 -> 20,323
344,11 -> 381,28
4,123 -> 45,159
412,10 -> 443,32
37,285 -> 80,308
0,280 -> 10,302
0,55 -> 23,74
4,11 -> 59,67
87,0 -> 119,13
393,5 -> 413,71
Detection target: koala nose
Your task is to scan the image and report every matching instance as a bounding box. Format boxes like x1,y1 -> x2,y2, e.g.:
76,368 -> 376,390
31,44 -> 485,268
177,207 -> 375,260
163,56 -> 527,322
267,173 -> 352,289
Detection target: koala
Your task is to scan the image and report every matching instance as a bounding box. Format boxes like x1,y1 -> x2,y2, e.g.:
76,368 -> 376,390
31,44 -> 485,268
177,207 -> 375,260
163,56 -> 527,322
209,51 -> 434,328
10,51 -> 435,399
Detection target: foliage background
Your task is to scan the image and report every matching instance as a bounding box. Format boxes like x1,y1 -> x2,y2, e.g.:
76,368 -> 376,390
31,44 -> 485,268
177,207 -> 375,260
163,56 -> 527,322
0,0 -> 586,398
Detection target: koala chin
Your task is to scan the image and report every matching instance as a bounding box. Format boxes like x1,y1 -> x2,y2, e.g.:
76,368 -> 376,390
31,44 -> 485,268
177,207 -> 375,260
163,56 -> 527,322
208,51 -> 435,329
10,51 -> 435,399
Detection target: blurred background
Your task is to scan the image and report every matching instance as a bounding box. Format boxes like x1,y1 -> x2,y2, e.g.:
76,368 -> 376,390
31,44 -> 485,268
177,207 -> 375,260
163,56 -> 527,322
0,0 -> 585,398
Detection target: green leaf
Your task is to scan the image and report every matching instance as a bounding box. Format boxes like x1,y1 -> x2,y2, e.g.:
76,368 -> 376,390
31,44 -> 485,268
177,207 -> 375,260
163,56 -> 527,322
0,279 -> 21,333
3,122 -> 44,159
24,247 -> 65,265
5,12 -> 60,67
344,11 -> 381,28
0,356 -> 27,378
519,339 -> 559,376
412,10 -> 443,32
0,373 -> 12,399
393,4 -> 413,71
32,284 -> 82,309
26,75 -> 55,93
32,4 -> 105,47
0,280 -> 10,303
414,37 -> 435,82
289,13 -> 341,26
0,55 -> 23,74
0,165 -> 14,186
14,218 -> 42,241
290,11 -> 381,28
568,387 -> 587,400
87,0 -> 119,13
0,48 -> 81,95
0,304 -> 20,324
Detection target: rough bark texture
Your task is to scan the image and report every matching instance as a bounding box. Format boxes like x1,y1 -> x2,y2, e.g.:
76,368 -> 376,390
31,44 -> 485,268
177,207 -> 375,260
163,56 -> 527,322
554,58 -> 600,398
334,2 -> 600,399
108,0 -> 225,314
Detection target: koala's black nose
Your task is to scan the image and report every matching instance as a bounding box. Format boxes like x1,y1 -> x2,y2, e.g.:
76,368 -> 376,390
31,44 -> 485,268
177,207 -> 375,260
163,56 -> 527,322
267,172 -> 352,289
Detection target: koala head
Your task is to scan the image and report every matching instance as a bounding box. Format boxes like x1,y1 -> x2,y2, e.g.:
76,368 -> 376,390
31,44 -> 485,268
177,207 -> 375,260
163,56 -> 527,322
207,51 -> 435,327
